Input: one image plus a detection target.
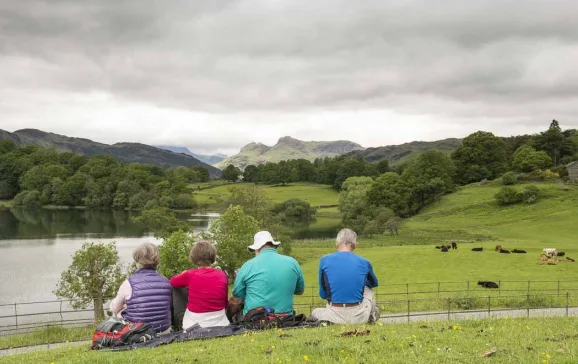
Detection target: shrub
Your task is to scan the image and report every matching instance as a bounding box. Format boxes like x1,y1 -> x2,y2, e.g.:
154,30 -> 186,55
170,193 -> 197,209
521,185 -> 540,204
501,172 -> 518,185
13,190 -> 42,207
494,186 -> 522,206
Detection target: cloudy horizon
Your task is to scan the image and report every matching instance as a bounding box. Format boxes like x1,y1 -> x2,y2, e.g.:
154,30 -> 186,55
1,0 -> 577,155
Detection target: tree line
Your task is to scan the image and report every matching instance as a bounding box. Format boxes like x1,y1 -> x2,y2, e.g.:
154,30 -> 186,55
221,156 -> 390,189
0,141 -> 210,209
338,120 -> 578,235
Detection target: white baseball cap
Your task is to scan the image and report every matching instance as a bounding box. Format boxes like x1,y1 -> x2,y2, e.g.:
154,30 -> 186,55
248,231 -> 281,251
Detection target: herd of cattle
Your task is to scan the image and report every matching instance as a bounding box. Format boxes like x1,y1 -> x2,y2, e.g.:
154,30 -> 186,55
435,242 -> 574,262
434,242 -> 575,289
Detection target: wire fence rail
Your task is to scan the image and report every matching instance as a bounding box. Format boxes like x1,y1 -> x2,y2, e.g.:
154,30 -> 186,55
2,279 -> 577,338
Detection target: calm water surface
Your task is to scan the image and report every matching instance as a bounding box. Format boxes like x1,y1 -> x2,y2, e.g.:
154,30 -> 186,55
0,208 -> 219,304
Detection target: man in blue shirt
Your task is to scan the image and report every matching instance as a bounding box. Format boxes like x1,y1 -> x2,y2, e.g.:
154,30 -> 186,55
311,228 -> 380,324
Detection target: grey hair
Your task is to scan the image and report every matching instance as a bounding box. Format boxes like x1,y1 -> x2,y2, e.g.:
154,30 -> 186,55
133,243 -> 160,269
336,228 -> 357,248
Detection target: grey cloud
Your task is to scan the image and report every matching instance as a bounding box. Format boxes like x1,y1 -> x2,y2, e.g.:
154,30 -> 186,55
1,0 -> 578,131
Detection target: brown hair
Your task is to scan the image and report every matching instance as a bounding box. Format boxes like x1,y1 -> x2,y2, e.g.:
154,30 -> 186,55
133,243 -> 160,269
189,240 -> 217,267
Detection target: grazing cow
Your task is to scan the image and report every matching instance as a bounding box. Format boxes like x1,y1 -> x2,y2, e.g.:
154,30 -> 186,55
471,247 -> 483,252
567,257 -> 575,262
495,245 -> 502,252
478,281 -> 499,289
441,246 -> 449,252
451,242 -> 458,250
543,248 -> 557,256
512,249 -> 527,254
499,249 -> 511,254
557,252 -> 566,257
435,246 -> 442,249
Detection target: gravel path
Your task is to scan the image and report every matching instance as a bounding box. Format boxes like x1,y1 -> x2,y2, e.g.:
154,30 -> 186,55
1,307 -> 577,357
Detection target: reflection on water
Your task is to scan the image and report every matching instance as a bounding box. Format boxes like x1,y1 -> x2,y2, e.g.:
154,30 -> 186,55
0,208 -> 219,304
0,208 -> 215,240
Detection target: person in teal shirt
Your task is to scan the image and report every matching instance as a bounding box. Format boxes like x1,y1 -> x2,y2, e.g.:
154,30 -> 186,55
232,231 -> 305,315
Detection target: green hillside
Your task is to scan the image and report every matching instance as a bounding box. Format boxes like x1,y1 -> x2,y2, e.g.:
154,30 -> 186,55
192,182 -> 340,208
0,129 -> 221,176
295,181 -> 578,290
215,136 -> 364,170
344,138 -> 462,167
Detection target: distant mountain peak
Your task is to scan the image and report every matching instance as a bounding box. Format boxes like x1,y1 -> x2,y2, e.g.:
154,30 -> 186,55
216,136 -> 364,170
155,145 -> 227,165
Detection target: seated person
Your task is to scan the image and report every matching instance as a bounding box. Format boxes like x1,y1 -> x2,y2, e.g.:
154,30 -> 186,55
110,243 -> 172,334
230,231 -> 305,319
311,228 -> 380,325
169,240 -> 230,329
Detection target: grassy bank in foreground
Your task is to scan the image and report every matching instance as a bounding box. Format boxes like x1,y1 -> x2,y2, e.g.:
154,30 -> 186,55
0,326 -> 93,350
3,317 -> 577,363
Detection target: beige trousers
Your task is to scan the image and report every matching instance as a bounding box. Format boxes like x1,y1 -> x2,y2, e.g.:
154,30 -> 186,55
311,287 -> 380,325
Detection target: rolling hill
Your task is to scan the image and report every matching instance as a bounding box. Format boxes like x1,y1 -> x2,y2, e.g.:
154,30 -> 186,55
215,136 -> 364,170
0,129 -> 222,177
155,145 -> 226,165
343,138 -> 462,167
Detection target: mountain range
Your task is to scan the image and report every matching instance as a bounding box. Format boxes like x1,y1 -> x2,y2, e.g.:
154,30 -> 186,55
214,136 -> 365,170
0,129 -> 221,177
155,145 -> 226,165
344,138 -> 463,167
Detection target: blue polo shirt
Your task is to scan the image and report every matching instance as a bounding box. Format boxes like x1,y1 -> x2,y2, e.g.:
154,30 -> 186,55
233,248 -> 305,314
318,251 -> 378,304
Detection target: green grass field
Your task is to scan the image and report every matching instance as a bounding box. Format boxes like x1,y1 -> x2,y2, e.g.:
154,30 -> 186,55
290,182 -> 578,311
192,182 -> 340,209
3,317 -> 577,363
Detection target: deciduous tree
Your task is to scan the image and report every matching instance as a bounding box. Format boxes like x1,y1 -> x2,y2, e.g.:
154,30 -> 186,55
53,242 -> 125,321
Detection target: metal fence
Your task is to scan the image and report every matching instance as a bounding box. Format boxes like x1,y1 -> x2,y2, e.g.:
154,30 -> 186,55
2,280 -> 577,338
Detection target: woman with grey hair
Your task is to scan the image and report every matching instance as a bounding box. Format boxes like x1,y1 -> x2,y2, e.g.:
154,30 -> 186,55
110,243 -> 172,334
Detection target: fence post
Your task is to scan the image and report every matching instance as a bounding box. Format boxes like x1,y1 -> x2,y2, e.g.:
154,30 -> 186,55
566,293 -> 569,317
60,300 -> 64,326
498,280 -> 501,296
527,280 -> 530,295
407,300 -> 410,324
14,303 -> 18,329
467,281 -> 470,295
557,281 -> 560,296
447,298 -> 451,320
526,294 -> 530,318
438,282 -> 441,298
487,296 -> 491,317
406,283 -> 409,298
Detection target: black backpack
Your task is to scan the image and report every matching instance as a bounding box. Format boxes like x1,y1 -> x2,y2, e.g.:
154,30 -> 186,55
239,307 -> 306,330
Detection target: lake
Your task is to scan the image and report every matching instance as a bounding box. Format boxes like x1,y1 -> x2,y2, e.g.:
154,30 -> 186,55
0,208 -> 338,305
0,208 -> 219,305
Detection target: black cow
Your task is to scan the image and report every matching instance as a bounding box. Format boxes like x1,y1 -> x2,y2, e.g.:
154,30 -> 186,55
435,246 -> 442,249
441,246 -> 449,252
557,252 -> 566,257
512,249 -> 527,254
499,249 -> 511,254
478,281 -> 499,289
471,247 -> 483,252
567,257 -> 575,262
451,242 -> 458,250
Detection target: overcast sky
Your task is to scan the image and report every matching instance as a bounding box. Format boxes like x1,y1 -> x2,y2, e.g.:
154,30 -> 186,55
1,0 -> 577,155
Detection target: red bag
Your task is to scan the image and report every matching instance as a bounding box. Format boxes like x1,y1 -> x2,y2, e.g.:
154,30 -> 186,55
91,317 -> 156,349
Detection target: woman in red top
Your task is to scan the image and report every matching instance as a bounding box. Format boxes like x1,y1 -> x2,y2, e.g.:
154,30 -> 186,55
169,240 -> 230,329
